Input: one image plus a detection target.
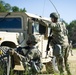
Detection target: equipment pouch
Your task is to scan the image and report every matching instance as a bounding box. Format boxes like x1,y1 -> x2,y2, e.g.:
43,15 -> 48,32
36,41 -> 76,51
53,44 -> 62,56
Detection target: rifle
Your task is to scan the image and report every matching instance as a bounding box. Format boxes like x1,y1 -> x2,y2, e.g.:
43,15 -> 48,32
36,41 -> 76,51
46,28 -> 52,57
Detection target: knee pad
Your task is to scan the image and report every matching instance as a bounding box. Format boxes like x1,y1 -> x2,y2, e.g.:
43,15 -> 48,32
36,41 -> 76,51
53,44 -> 62,56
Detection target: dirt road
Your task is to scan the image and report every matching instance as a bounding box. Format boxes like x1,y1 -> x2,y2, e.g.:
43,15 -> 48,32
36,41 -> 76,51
68,50 -> 76,75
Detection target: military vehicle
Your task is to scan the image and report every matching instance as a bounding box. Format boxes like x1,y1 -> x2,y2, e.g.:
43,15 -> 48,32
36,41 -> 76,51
0,12 -> 52,60
0,12 -> 58,74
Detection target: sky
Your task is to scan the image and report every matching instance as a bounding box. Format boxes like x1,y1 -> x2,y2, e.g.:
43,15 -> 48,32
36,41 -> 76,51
3,0 -> 76,24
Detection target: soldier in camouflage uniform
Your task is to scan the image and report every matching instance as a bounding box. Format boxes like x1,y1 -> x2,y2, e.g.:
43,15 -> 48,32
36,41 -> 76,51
22,34 -> 42,75
49,12 -> 71,75
9,34 -> 42,75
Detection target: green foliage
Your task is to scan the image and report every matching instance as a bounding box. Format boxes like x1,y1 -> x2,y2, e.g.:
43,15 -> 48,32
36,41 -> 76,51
60,19 -> 76,46
0,0 -> 11,12
12,6 -> 26,12
12,6 -> 19,12
67,20 -> 76,43
0,0 -> 26,12
0,0 -> 5,5
0,3 -> 6,12
20,8 -> 26,12
4,3 -> 11,12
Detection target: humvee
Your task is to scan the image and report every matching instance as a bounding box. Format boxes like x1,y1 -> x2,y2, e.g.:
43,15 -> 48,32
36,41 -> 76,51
0,12 -> 57,74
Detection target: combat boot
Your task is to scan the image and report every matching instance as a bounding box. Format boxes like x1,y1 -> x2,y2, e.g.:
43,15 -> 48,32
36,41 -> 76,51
67,71 -> 72,75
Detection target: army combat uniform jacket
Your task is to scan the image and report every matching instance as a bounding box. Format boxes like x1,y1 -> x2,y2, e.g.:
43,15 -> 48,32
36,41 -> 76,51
49,21 -> 70,57
23,46 -> 41,61
49,22 -> 69,46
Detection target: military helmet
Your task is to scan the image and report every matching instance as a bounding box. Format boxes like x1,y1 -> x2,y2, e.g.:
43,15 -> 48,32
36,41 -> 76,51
50,12 -> 59,19
26,35 -> 37,45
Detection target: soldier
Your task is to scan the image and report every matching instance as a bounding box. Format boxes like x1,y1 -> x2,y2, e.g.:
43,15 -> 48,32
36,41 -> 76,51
21,34 -> 42,75
9,34 -> 42,75
69,40 -> 73,56
49,12 -> 71,75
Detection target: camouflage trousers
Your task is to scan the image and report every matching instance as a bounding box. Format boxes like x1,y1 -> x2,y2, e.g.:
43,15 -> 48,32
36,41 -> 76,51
54,45 -> 71,75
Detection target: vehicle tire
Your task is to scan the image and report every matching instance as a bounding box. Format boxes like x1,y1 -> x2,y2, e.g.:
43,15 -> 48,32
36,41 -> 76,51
0,46 -> 11,75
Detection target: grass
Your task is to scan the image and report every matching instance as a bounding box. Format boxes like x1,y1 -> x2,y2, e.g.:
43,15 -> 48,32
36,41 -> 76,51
0,49 -> 76,75
72,48 -> 76,50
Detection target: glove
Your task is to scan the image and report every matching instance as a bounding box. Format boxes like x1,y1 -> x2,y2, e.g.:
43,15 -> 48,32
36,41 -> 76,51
32,18 -> 38,21
48,36 -> 53,39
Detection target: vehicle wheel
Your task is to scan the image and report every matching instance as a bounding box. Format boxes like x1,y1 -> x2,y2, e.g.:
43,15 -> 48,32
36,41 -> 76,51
0,46 -> 11,75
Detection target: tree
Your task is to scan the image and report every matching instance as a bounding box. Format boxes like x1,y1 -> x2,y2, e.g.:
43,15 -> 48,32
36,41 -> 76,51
12,6 -> 19,12
12,6 -> 26,12
0,0 -> 26,12
67,20 -> 76,43
4,3 -> 11,12
0,1 -> 6,12
19,8 -> 26,12
0,0 -> 11,12
0,0 -> 5,5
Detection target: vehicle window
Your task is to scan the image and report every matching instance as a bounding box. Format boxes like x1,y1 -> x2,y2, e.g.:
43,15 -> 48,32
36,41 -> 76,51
32,22 -> 46,35
0,18 -> 22,29
32,22 -> 39,34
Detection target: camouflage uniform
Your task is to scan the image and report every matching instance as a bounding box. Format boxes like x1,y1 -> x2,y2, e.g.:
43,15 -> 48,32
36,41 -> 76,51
14,34 -> 42,75
49,12 -> 71,75
22,34 -> 42,75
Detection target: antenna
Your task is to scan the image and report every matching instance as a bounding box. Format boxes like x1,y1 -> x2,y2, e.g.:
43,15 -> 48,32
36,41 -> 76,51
42,0 -> 46,17
49,0 -> 60,18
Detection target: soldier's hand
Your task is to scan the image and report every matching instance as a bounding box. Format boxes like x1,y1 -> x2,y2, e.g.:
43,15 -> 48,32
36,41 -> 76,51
32,18 -> 38,21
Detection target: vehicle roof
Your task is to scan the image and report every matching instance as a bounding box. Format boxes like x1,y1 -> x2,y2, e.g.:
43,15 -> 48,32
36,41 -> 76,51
25,12 -> 51,22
